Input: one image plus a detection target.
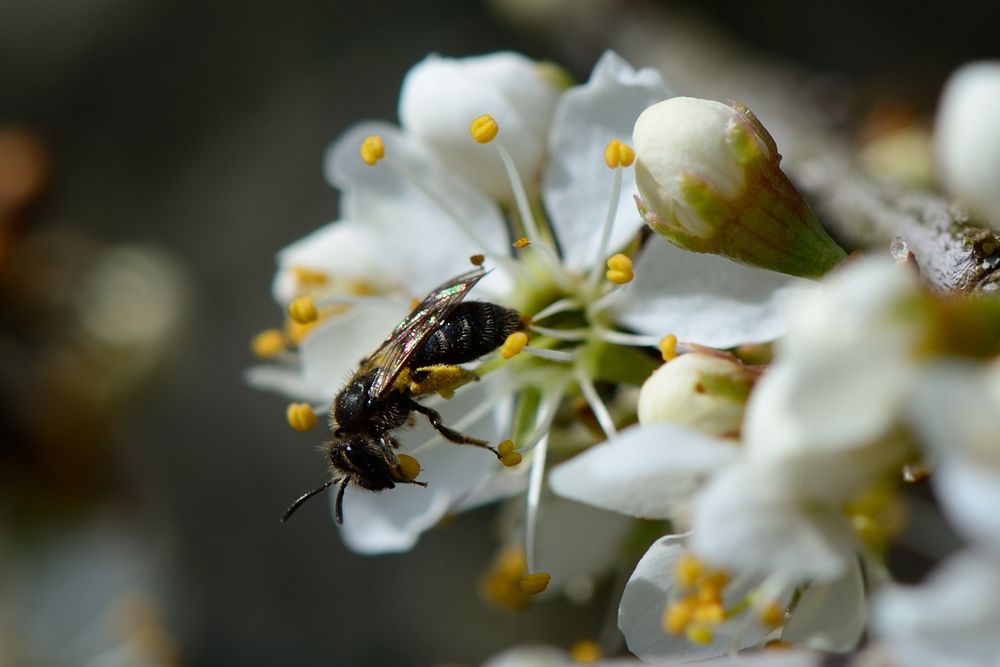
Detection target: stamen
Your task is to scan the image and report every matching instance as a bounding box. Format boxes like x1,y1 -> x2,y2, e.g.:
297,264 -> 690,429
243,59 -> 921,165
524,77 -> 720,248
530,297 -> 580,322
664,598 -> 696,635
469,114 -> 499,144
392,454 -> 422,482
592,326 -> 663,348
603,139 -> 635,169
291,265 -> 330,287
606,253 -> 634,284
527,324 -> 590,341
586,140 -> 633,294
498,439 -> 522,467
759,601 -> 786,628
500,331 -> 528,359
675,554 -> 704,588
569,640 -> 601,664
524,432 -> 549,573
497,439 -> 515,456
520,346 -> 576,363
479,548 -> 531,612
519,571 -> 551,596
659,334 -> 679,361
470,253 -> 485,266
685,625 -> 714,645
287,296 -> 318,325
359,134 -> 385,166
251,328 -> 286,359
286,403 -> 318,432
576,368 -> 618,439
513,236 -> 531,249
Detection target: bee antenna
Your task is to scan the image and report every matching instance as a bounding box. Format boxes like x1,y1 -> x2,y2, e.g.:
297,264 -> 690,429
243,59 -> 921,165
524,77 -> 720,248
334,477 -> 349,525
281,479 -> 336,522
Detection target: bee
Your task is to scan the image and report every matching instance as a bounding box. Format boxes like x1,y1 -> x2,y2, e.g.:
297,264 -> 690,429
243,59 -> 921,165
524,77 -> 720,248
281,267 -> 523,524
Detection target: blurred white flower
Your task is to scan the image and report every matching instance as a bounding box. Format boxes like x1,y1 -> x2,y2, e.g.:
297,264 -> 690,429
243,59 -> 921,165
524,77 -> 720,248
633,97 -> 846,278
872,550 -> 1000,667
934,61 -> 1000,230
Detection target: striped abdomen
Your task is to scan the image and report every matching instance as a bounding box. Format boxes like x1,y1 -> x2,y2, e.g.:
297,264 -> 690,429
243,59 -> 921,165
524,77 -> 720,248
411,301 -> 522,368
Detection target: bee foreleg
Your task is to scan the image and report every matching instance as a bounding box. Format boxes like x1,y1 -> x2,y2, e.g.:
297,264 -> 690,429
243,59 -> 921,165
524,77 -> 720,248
405,398 -> 501,459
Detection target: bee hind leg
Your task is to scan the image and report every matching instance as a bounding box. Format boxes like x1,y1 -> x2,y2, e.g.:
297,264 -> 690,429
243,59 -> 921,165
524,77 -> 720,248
405,398 -> 501,459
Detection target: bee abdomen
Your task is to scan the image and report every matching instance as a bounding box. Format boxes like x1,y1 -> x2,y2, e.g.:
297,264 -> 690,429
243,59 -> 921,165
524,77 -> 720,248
413,302 -> 522,368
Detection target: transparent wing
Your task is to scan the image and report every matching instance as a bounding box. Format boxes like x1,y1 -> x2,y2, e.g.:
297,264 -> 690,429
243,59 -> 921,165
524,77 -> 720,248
365,267 -> 486,400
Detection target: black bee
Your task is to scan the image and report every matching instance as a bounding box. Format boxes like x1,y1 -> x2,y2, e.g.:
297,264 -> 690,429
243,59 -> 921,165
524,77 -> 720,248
281,267 -> 522,524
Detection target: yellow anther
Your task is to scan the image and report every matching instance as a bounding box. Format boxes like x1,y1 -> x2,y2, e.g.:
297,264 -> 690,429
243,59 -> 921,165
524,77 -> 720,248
569,640 -> 601,664
497,548 -> 528,578
693,602 -> 725,625
360,134 -> 385,165
479,548 -> 530,612
659,334 -> 678,362
851,514 -> 886,553
675,554 -> 704,588
393,454 -> 422,482
288,296 -> 318,325
286,403 -> 318,432
663,599 -> 695,635
470,253 -> 485,266
500,331 -> 528,359
606,253 -> 634,284
291,265 -> 329,287
497,439 -> 515,456
759,601 -> 786,628
699,570 -> 729,594
470,114 -> 499,144
685,624 -> 714,645
501,451 -> 523,467
251,328 -> 286,359
513,236 -> 531,249
519,572 -> 551,596
604,139 -> 636,169
285,317 -> 318,346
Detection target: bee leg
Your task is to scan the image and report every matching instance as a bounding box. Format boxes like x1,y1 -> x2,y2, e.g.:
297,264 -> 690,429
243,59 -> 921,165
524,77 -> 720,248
406,398 -> 501,459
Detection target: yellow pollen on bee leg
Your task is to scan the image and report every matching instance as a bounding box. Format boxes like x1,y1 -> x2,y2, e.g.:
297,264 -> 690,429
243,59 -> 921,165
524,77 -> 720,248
359,134 -> 385,165
251,328 -> 286,359
286,403 -> 318,432
500,331 -> 528,359
513,236 -> 531,249
469,114 -> 499,144
569,640 -> 601,664
659,334 -> 678,362
519,572 -> 551,596
603,139 -> 635,169
288,296 -> 318,324
393,454 -> 422,482
606,253 -> 634,284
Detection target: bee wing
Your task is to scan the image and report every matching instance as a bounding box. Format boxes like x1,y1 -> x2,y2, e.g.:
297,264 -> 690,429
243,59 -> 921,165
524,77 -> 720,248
366,267 -> 487,400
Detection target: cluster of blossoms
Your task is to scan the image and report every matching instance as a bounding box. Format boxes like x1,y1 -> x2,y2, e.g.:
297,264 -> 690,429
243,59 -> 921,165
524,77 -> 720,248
248,50 -> 1000,665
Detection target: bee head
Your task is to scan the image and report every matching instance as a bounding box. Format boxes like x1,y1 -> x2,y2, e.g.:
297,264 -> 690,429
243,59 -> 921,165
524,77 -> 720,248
328,436 -> 395,492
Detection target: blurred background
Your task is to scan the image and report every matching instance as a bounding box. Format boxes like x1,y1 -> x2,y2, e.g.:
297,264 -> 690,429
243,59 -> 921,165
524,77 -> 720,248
1,1 -> 997,665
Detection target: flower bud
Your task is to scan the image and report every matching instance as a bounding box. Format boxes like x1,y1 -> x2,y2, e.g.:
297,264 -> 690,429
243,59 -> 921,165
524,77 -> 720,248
638,352 -> 754,437
632,97 -> 846,278
399,52 -> 562,201
934,61 -> 1000,231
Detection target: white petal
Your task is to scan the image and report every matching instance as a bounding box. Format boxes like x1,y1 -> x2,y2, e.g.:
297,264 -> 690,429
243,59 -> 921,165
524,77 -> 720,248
934,458 -> 1000,554
743,365 -> 909,502
299,300 -> 410,399
781,558 -> 866,652
481,645 -> 573,667
338,382 -> 505,553
243,364 -> 327,404
324,121 -> 511,295
271,219 -> 383,303
935,61 -> 1000,230
619,535 -> 775,662
533,495 -> 636,593
609,239 -> 808,348
873,550 -> 1000,667
544,51 -> 670,272
548,422 -> 738,519
399,52 -> 560,201
690,465 -> 855,581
